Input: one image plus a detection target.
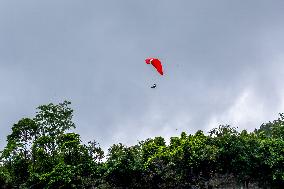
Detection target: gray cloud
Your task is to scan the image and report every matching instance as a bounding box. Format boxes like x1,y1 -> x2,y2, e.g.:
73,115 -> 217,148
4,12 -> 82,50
1,0 -> 284,151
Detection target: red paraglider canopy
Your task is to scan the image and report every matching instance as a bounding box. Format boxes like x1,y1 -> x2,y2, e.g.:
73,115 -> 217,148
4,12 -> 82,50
145,58 -> 163,75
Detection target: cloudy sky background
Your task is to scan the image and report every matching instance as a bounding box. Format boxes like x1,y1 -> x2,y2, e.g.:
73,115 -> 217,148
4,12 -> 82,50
1,0 -> 284,151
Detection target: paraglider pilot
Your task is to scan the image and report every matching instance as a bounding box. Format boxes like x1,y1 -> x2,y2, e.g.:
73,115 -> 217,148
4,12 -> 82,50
151,84 -> 156,88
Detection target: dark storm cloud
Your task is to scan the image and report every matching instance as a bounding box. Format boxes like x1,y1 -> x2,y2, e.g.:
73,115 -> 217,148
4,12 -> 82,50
1,0 -> 284,151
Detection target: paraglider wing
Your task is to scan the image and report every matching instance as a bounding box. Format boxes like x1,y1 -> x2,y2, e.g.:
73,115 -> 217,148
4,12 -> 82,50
145,58 -> 152,64
145,58 -> 163,75
151,59 -> 163,75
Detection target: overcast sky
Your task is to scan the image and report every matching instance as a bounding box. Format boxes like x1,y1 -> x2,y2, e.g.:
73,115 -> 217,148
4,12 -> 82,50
1,0 -> 284,151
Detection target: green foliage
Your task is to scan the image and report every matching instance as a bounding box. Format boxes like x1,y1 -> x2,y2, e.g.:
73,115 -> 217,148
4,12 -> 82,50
1,101 -> 284,188
0,101 -> 104,188
255,113 -> 284,139
0,165 -> 12,188
103,143 -> 144,188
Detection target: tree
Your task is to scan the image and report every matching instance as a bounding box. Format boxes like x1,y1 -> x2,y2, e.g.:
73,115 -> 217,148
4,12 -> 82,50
103,143 -> 145,188
0,118 -> 36,188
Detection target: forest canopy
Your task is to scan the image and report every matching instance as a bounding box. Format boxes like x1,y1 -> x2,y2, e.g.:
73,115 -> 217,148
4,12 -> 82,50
0,101 -> 283,188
